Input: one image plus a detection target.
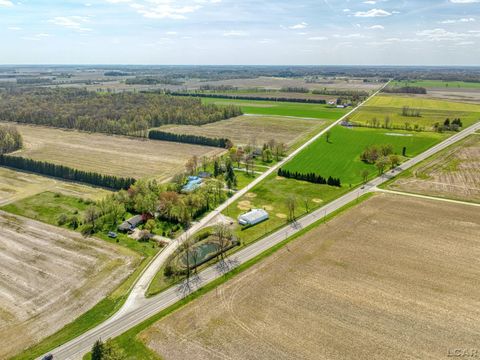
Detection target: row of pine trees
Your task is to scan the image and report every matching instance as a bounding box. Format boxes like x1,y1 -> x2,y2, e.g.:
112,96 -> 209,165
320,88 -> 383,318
0,155 -> 135,190
278,168 -> 341,187
148,130 -> 231,148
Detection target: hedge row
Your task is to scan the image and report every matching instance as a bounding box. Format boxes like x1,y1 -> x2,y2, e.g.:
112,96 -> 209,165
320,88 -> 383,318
168,91 -> 328,104
278,168 -> 341,187
0,155 -> 135,190
148,130 -> 231,148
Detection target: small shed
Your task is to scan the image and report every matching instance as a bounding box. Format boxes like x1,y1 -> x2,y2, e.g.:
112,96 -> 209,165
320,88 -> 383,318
118,215 -> 144,232
198,171 -> 211,179
238,209 -> 269,226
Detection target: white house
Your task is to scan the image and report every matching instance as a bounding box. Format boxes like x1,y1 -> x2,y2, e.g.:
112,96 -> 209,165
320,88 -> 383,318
238,209 -> 269,226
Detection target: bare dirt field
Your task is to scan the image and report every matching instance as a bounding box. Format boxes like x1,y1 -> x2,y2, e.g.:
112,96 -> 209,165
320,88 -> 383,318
185,76 -> 383,92
0,211 -> 138,359
8,124 -> 223,181
0,167 -> 110,206
389,134 -> 480,202
426,88 -> 480,104
142,194 -> 480,360
158,115 -> 326,148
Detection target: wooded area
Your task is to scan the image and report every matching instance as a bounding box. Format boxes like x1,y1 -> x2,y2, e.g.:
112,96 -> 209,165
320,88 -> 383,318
0,125 -> 22,155
167,91 -> 328,104
0,88 -> 242,136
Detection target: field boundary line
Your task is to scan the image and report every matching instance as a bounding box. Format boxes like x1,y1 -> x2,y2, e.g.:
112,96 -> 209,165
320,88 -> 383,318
374,188 -> 480,207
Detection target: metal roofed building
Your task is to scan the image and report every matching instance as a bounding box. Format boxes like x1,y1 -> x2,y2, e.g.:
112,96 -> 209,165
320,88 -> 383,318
238,208 -> 269,226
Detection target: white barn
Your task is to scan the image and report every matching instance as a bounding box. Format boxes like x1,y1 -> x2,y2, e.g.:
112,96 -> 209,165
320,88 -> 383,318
238,209 -> 269,226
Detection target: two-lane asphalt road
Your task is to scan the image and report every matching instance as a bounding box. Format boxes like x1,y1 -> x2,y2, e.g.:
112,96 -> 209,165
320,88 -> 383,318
45,119 -> 480,359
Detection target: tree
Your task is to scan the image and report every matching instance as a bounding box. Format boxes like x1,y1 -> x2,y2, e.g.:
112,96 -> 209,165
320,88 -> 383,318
389,154 -> 400,169
303,198 -> 311,213
286,196 -> 296,222
361,169 -> 370,184
326,130 -> 331,143
214,224 -> 232,261
224,160 -> 237,189
91,339 -> 104,360
57,213 -> 68,226
145,219 -> 156,232
375,156 -> 389,175
84,205 -> 100,231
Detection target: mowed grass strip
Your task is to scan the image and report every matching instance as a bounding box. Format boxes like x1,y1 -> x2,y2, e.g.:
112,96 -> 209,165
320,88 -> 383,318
350,94 -> 480,129
391,79 -> 480,89
8,124 -> 223,181
157,115 -> 328,148
201,97 -> 349,120
283,125 -> 446,186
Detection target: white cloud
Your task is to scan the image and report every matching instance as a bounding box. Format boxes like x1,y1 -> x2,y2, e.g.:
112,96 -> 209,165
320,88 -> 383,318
308,36 -> 328,41
107,0 -> 221,20
48,16 -> 92,32
367,24 -> 384,29
440,17 -> 475,23
8,26 -> 21,30
223,30 -> 248,37
416,28 -> 479,41
354,9 -> 391,17
364,1 -> 376,4
0,0 -> 13,6
343,8 -> 351,12
450,0 -> 480,3
166,31 -> 177,35
289,22 -> 308,30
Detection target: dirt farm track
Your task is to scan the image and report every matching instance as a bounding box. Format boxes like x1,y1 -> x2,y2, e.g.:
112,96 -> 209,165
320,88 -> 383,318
142,193 -> 480,360
0,211 -> 137,359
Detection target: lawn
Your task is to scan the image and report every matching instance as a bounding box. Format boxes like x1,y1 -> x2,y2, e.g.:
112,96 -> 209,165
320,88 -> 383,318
390,79 -> 480,89
282,125 -> 446,186
223,173 -> 348,245
201,97 -> 349,120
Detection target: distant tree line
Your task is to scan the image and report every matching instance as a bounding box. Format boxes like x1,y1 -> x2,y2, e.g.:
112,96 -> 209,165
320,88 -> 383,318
148,130 -> 232,148
383,86 -> 427,94
104,71 -> 130,76
280,86 -> 310,93
16,78 -> 53,85
0,155 -> 135,190
0,88 -> 242,137
278,168 -> 341,187
401,106 -> 421,117
167,91 -> 327,104
0,125 -> 22,154
125,76 -> 184,85
199,84 -> 238,91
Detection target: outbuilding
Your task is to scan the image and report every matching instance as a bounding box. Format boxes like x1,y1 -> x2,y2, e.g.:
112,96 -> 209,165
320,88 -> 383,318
238,208 -> 269,226
118,215 -> 144,232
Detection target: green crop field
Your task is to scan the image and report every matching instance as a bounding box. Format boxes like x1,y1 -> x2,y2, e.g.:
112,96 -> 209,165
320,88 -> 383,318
201,97 -> 349,120
391,80 -> 480,89
350,94 -> 480,130
282,126 -> 446,186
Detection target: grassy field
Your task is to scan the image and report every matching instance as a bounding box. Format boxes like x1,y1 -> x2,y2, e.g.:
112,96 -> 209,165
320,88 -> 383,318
0,211 -> 138,360
157,115 -> 328,149
391,79 -> 480,89
0,167 -> 109,206
349,94 -> 480,130
223,173 -> 347,245
283,125 -> 446,186
141,193 -> 480,360
386,134 -> 480,203
351,94 -> 480,129
201,97 -> 349,120
9,123 -> 223,181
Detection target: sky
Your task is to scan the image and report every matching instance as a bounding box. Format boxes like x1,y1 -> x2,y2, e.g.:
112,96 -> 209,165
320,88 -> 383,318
0,0 -> 479,65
